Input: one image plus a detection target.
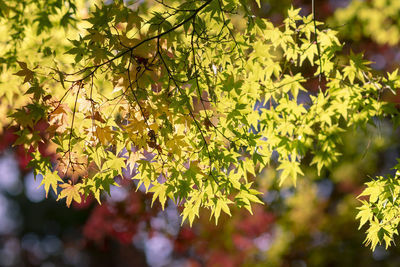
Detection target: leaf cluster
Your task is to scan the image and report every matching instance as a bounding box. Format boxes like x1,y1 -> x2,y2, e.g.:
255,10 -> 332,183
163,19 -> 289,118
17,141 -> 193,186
5,0 -> 400,250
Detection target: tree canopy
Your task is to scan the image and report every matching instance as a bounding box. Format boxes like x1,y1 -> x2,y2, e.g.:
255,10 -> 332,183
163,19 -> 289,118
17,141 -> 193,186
2,0 -> 400,252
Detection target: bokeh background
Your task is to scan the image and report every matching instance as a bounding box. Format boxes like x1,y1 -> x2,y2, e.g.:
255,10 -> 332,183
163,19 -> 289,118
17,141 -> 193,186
2,0 -> 400,266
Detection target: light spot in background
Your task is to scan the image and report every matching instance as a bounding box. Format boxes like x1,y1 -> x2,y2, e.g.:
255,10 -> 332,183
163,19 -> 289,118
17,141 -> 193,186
0,152 -> 22,195
370,54 -> 386,70
164,203 -> 181,236
63,247 -> 88,267
292,260 -> 307,267
395,51 -> 400,63
280,188 -> 294,199
254,233 -> 272,252
21,233 -> 47,261
0,237 -> 20,266
373,245 -> 390,261
263,190 -> 279,204
329,0 -> 350,8
312,231 -> 331,247
150,202 -> 180,236
317,179 -> 334,200
107,185 -> 128,202
150,217 -> 165,231
24,172 -> 45,203
133,203 -> 181,267
20,233 -> 81,266
167,259 -> 187,267
0,194 -> 21,235
145,233 -> 173,267
132,221 -> 148,250
42,235 -> 63,256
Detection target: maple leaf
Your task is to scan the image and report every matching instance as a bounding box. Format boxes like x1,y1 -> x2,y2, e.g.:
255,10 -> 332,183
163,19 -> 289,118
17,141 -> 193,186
106,151 -> 126,176
13,61 -> 34,84
38,170 -> 63,198
10,108 -> 34,128
57,182 -> 82,207
127,151 -> 141,169
95,126 -> 113,144
25,82 -> 45,101
48,103 -> 70,134
85,111 -> 106,123
56,152 -> 88,180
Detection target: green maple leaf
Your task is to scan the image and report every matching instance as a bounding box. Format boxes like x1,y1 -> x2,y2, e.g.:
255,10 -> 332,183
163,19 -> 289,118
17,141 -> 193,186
13,61 -> 34,84
25,80 -> 45,101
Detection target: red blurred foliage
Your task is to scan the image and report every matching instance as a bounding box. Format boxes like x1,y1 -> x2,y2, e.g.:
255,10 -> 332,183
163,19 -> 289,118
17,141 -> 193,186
0,127 -> 33,170
0,127 -> 18,151
236,205 -> 275,237
0,120 -> 56,171
174,228 -> 196,253
84,188 -> 160,245
173,205 -> 276,266
73,194 -> 95,209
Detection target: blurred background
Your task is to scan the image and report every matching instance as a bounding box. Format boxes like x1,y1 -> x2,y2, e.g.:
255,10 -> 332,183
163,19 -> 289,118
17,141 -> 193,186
2,0 -> 400,266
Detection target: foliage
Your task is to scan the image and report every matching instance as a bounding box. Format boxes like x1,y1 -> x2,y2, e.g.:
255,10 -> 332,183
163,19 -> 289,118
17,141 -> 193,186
2,0 -> 400,252
331,0 -> 400,46
0,0 -> 80,131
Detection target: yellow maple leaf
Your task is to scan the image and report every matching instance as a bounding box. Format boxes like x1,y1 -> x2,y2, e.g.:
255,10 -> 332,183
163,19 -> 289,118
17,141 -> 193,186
38,170 -> 63,198
57,182 -> 82,207
95,125 -> 113,145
